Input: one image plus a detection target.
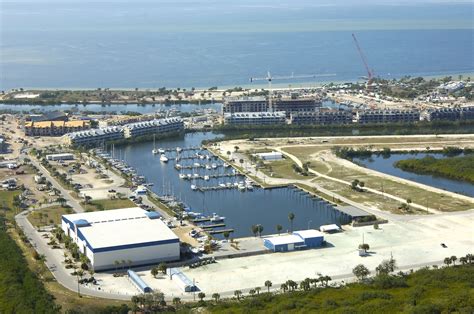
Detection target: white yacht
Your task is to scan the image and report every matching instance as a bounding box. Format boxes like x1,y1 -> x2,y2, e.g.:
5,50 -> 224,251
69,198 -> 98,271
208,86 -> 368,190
210,213 -> 225,223
204,175 -> 210,181
160,154 -> 169,162
211,163 -> 217,169
191,184 -> 198,191
205,164 -> 212,170
158,148 -> 166,154
179,173 -> 186,179
176,147 -> 183,153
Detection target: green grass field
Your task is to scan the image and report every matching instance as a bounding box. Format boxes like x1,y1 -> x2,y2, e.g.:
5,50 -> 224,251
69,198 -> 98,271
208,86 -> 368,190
27,206 -> 73,228
84,198 -> 135,212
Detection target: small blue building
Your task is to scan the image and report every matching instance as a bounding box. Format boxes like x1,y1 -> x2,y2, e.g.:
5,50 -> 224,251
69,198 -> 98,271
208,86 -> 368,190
293,230 -> 324,248
264,229 -> 324,252
263,234 -> 305,252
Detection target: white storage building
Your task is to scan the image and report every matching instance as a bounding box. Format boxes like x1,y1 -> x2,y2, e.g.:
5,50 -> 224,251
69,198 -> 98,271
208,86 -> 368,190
61,207 -> 180,271
46,153 -> 75,161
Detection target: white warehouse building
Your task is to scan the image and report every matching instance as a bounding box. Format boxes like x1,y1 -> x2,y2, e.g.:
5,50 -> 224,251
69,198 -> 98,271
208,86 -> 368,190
61,207 -> 180,271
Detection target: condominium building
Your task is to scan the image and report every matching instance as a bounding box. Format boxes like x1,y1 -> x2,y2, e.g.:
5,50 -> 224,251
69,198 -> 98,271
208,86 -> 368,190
223,96 -> 321,118
224,111 -> 286,125
422,106 -> 474,121
223,97 -> 267,113
290,110 -> 353,125
24,120 -> 91,136
123,118 -> 184,138
356,109 -> 420,124
63,126 -> 124,146
271,97 -> 321,117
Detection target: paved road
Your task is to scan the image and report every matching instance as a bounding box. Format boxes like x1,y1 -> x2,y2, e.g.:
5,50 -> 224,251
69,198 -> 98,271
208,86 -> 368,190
15,209 -> 132,301
28,154 -> 84,213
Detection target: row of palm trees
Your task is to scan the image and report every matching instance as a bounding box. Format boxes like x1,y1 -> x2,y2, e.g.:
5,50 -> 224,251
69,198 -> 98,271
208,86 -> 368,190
114,259 -> 133,273
251,212 -> 297,237
194,276 -> 332,304
444,254 -> 473,267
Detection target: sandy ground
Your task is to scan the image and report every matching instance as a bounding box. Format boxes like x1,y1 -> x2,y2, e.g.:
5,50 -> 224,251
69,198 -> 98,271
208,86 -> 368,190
180,211 -> 473,295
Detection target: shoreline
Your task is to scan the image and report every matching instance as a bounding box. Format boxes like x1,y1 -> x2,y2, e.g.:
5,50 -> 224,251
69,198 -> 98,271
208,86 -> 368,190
2,71 -> 473,96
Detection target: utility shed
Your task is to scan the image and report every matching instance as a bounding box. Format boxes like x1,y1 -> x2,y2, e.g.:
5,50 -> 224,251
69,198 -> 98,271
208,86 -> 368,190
46,153 -> 74,161
255,151 -> 283,161
128,270 -> 152,293
167,268 -> 198,292
263,234 -> 305,252
320,224 -> 341,233
293,230 -> 324,248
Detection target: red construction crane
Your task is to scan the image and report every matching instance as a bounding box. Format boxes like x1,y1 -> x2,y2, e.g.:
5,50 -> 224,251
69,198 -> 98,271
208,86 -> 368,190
352,33 -> 374,86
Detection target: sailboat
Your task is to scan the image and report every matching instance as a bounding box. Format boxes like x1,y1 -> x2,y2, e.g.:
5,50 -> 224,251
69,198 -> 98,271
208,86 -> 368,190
160,154 -> 169,162
152,134 -> 159,155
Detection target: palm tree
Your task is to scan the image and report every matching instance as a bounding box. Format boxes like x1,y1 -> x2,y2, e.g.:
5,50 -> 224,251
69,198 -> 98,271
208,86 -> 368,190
466,254 -> 473,264
223,231 -> 230,241
459,257 -> 467,265
114,260 -> 119,273
450,256 -> 457,266
280,283 -> 288,293
151,267 -> 159,278
212,293 -> 220,303
234,290 -> 242,300
251,225 -> 258,237
444,257 -> 452,267
264,280 -> 272,293
197,292 -> 206,302
76,269 -> 84,297
257,224 -> 264,237
255,287 -> 261,295
288,212 -> 295,233
249,289 -> 256,297
276,224 -> 283,235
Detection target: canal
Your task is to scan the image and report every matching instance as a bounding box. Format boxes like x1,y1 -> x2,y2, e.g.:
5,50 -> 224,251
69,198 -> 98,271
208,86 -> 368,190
353,153 -> 474,197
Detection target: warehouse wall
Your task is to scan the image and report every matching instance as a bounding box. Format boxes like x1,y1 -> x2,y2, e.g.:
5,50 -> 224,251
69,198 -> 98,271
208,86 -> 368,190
92,241 -> 180,271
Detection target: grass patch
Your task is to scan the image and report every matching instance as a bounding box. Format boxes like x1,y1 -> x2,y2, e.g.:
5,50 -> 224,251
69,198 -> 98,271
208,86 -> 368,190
260,159 -> 314,180
0,190 -> 22,220
27,206 -> 73,228
84,198 -> 135,212
147,193 -> 175,216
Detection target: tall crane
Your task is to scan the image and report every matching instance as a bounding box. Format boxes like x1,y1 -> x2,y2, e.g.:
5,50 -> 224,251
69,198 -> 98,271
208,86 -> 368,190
250,72 -> 336,111
352,33 -> 374,87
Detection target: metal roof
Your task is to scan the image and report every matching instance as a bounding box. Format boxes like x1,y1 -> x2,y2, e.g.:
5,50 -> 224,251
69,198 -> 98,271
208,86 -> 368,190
62,207 -> 178,250
128,270 -> 152,293
264,234 -> 304,246
293,229 -> 324,239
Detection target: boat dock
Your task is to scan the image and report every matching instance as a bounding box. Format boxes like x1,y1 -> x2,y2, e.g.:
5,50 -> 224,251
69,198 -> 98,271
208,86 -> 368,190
201,223 -> 226,229
208,228 -> 234,235
180,173 -> 243,180
175,164 -> 224,170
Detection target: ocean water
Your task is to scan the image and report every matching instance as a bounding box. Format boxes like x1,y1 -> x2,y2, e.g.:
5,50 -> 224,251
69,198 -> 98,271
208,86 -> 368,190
1,1 -> 473,90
